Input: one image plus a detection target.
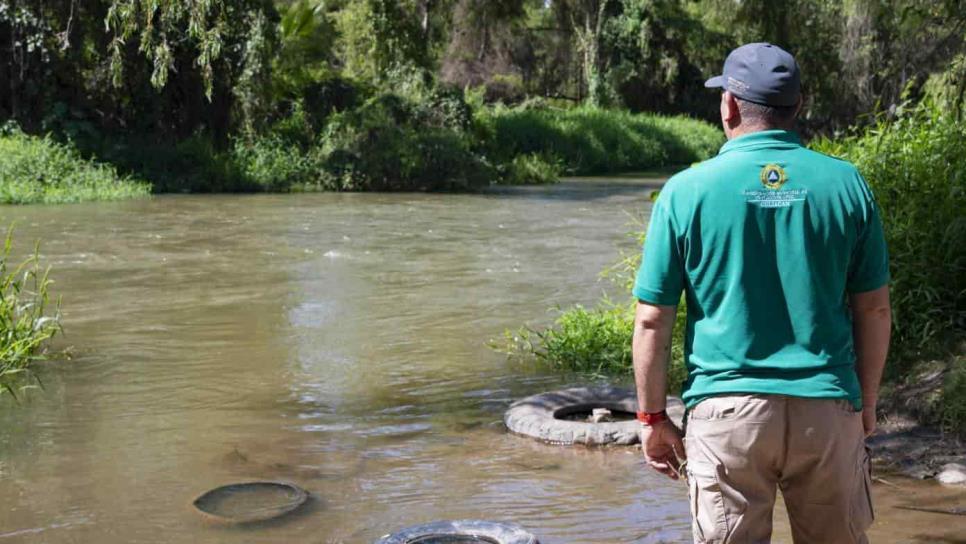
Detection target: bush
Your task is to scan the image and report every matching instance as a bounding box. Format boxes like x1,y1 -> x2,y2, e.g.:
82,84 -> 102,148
0,229 -> 60,398
74,132 -> 247,194
0,128 -> 150,204
480,104 -> 723,175
812,103 -> 966,369
499,153 -> 562,185
231,136 -> 324,192
319,92 -> 492,191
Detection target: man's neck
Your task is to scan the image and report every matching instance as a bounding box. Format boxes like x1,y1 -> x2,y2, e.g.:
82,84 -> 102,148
726,124 -> 791,140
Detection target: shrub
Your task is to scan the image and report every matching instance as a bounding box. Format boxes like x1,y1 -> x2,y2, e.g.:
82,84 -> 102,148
83,133 -> 247,194
499,153 -> 562,185
480,104 -> 723,175
812,102 -> 966,369
0,229 -> 60,398
231,136 -> 324,192
319,92 -> 492,191
0,128 -> 150,204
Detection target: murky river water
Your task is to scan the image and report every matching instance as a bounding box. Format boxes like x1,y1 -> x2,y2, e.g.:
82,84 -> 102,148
1,178 -> 963,543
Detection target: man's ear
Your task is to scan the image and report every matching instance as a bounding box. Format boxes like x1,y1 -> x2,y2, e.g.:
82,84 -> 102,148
722,91 -> 741,125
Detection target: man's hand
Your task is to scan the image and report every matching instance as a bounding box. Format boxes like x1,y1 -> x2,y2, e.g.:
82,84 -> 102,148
641,420 -> 686,479
862,398 -> 877,437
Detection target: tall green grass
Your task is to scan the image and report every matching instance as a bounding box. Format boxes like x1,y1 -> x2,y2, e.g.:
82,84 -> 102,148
0,128 -> 150,205
497,300 -> 689,392
812,103 -> 966,367
0,229 -> 60,398
7,93 -> 723,199
480,105 -> 724,175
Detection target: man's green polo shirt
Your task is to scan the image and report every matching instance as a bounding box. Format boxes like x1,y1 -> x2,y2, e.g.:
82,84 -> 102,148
633,130 -> 889,410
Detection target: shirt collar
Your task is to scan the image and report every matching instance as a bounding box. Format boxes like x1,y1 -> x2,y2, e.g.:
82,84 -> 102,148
718,129 -> 802,155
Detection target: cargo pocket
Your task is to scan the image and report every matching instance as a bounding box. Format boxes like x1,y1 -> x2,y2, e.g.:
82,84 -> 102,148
849,446 -> 875,541
688,461 -> 729,544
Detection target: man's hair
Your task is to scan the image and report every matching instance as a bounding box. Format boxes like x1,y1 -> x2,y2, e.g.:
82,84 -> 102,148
736,97 -> 798,128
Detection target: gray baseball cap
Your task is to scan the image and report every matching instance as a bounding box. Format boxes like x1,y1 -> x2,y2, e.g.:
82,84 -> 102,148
705,43 -> 801,107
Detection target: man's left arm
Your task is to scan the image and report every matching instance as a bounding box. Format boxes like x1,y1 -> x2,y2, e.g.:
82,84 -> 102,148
633,300 -> 684,479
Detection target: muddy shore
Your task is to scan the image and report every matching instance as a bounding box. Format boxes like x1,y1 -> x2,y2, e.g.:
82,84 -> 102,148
870,414 -> 965,486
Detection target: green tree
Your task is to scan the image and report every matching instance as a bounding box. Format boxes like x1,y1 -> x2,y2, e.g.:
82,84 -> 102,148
105,0 -> 278,136
694,0 -> 966,130
333,0 -> 433,82
606,0 -> 729,115
439,0 -> 530,101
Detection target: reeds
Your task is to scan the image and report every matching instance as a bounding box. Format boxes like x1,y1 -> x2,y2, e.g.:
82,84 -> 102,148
0,228 -> 61,398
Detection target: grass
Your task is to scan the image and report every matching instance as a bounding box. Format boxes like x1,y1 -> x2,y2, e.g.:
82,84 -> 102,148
497,299 -> 689,393
812,103 -> 966,366
0,228 -> 60,399
4,96 -> 723,201
480,104 -> 724,175
0,128 -> 150,205
498,153 -> 563,185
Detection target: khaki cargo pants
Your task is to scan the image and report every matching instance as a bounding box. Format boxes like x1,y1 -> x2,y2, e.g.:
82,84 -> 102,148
684,395 -> 874,544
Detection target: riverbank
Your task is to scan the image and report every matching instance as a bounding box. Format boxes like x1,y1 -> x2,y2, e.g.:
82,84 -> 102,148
870,414 -> 965,485
1,102 -> 723,204
872,353 -> 966,484
0,129 -> 149,205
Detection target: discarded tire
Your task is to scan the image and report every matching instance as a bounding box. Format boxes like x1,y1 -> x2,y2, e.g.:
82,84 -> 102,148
192,481 -> 308,524
504,386 -> 685,446
375,520 -> 540,544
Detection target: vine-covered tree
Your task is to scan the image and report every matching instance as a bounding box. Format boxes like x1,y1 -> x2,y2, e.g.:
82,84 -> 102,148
1,0 -> 279,140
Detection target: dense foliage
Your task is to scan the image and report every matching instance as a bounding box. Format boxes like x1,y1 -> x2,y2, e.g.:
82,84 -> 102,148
317,88 -> 491,191
0,128 -> 150,204
1,0 -> 963,196
0,230 -> 60,398
813,103 -> 966,368
481,105 -> 722,175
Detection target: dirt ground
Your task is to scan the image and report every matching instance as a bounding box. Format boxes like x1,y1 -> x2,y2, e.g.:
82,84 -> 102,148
869,414 -> 965,481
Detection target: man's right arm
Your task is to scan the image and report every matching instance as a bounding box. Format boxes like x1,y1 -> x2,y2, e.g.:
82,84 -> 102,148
849,284 -> 891,436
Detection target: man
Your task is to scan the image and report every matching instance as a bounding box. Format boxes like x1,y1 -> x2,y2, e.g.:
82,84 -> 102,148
631,43 -> 891,544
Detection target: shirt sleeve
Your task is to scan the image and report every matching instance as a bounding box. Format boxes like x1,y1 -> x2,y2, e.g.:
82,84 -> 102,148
846,178 -> 890,293
633,193 -> 685,305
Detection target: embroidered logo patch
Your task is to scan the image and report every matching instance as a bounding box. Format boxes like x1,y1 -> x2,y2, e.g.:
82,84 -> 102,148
760,164 -> 787,190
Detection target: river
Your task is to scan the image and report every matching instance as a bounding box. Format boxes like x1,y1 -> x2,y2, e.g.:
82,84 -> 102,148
1,177 -> 963,543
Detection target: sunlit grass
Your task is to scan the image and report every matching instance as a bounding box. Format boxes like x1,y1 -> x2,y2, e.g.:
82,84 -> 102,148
0,128 -> 150,205
0,228 -> 61,399
812,102 -> 965,366
480,105 -> 724,175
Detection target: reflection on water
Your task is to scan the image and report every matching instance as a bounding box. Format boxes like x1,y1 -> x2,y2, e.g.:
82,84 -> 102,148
0,179 -> 963,543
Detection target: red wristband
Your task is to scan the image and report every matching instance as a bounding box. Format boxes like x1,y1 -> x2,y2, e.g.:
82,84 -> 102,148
637,410 -> 668,426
